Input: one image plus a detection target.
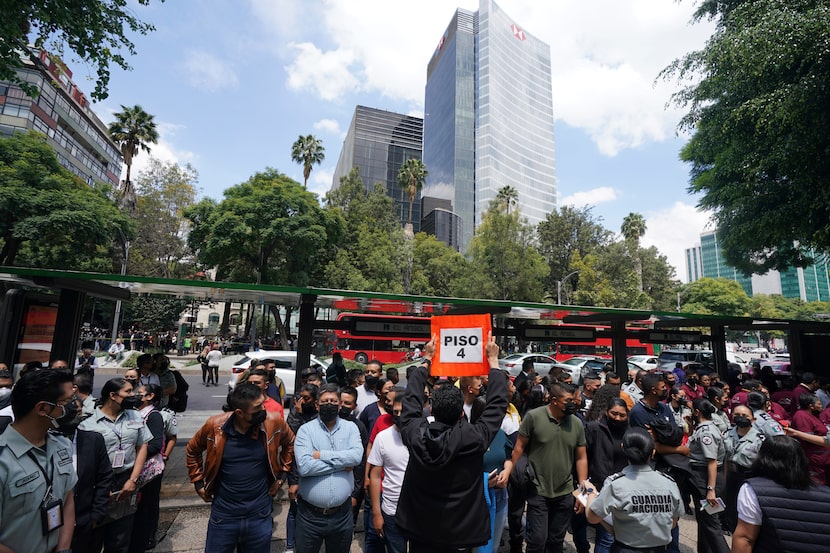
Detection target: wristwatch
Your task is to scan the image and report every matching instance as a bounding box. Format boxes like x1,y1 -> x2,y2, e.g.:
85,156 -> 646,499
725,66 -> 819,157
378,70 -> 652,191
421,358 -> 432,368
706,485 -> 715,490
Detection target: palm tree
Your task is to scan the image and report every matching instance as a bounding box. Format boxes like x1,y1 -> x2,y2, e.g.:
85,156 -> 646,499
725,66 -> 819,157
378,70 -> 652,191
108,105 -> 159,211
621,212 -> 647,292
496,185 -> 519,212
397,158 -> 428,228
291,134 -> 325,189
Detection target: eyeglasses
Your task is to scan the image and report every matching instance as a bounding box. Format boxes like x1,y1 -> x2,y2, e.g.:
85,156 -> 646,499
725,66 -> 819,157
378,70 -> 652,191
55,394 -> 78,407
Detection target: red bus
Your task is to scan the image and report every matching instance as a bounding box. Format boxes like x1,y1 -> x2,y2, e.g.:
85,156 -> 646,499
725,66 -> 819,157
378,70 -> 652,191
551,328 -> 655,361
333,313 -> 431,365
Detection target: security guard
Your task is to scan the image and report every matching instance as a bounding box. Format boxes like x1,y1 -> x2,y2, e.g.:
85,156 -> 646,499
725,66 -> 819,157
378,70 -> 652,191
723,404 -> 762,531
585,427 -> 683,553
747,391 -> 785,439
0,369 -> 78,553
687,398 -> 729,553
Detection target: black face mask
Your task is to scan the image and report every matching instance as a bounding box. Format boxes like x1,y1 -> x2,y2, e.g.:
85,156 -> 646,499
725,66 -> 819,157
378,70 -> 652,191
607,418 -> 628,435
302,402 -> 318,416
383,401 -> 393,413
339,406 -> 353,419
55,411 -> 87,438
687,378 -> 699,386
733,415 -> 752,429
319,403 -> 339,424
562,401 -> 579,417
365,375 -> 379,391
249,409 -> 267,427
659,388 -> 669,401
392,414 -> 401,428
120,395 -> 140,411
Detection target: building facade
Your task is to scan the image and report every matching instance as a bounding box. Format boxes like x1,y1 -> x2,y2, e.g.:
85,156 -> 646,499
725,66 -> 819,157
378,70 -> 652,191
686,230 -> 830,301
331,105 -> 424,231
422,0 -> 557,251
0,47 -> 122,187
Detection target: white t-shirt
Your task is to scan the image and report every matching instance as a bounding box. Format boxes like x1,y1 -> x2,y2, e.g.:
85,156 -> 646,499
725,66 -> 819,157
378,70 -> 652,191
206,350 -> 222,367
355,385 -> 376,418
736,482 -> 763,525
366,426 -> 410,516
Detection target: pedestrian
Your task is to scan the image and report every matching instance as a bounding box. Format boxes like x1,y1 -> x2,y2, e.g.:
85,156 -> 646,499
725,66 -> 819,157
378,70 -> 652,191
326,352 -> 348,388
747,391 -> 785,440
284,383 -> 320,553
510,380 -> 587,553
136,354 -> 160,389
356,361 -> 383,417
790,392 -> 829,485
584,427 -> 683,553
294,383 -> 364,553
128,384 -> 165,553
186,383 -> 294,553
723,404 -> 761,532
0,369 -> 78,553
396,333 -> 508,553
205,344 -> 222,387
732,435 -> 830,552
687,398 -> 730,553
152,353 -> 177,410
76,341 -> 99,386
78,378 -> 152,553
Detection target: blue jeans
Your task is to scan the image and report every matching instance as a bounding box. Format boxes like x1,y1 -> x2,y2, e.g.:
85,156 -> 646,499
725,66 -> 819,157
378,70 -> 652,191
382,511 -> 407,553
295,499 -> 353,553
205,507 -> 272,553
594,523 -> 615,553
285,499 -> 297,549
364,496 -> 385,553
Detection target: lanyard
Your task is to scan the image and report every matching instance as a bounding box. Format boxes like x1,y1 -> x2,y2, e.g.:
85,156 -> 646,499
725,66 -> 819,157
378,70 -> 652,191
103,417 -> 126,449
26,449 -> 55,503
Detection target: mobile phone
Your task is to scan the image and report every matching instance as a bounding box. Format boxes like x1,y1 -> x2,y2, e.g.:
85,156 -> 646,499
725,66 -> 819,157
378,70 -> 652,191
488,468 -> 499,478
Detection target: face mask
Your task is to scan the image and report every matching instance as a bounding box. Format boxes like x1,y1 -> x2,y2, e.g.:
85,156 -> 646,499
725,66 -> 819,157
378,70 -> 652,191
659,389 -> 669,401
562,401 -> 579,417
392,414 -> 401,428
383,401 -> 393,413
0,387 -> 10,409
607,418 -> 628,434
302,402 -> 318,416
55,410 -> 86,437
365,375 -> 379,391
319,403 -> 339,423
733,415 -> 752,428
339,406 -> 353,419
249,409 -> 267,427
688,378 -> 698,385
120,395 -> 140,411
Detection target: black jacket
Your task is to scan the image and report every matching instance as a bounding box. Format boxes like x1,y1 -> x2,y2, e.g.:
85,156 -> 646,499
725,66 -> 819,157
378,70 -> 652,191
396,365 -> 508,548
585,418 -> 627,490
75,429 -> 114,526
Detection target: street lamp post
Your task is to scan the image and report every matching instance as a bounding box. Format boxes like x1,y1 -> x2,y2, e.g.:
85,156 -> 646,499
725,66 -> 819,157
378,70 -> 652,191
557,271 -> 580,305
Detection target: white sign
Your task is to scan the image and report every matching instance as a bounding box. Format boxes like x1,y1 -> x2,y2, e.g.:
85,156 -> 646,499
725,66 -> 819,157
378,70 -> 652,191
439,327 -> 483,363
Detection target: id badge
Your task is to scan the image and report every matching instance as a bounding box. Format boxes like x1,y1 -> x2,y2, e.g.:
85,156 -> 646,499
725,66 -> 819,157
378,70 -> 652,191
112,449 -> 126,469
40,497 -> 63,535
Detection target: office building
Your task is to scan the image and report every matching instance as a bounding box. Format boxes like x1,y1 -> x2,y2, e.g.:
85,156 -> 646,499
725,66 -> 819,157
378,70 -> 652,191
0,47 -> 122,187
331,105 -> 424,231
422,0 -> 557,251
686,229 -> 830,301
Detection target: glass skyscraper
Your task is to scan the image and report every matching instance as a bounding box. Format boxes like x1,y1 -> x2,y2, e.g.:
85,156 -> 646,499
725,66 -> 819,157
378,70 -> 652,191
422,0 -> 556,251
331,105 -> 424,231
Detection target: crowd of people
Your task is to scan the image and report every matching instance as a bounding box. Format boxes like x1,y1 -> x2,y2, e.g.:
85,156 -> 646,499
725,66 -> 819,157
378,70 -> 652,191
5,337 -> 830,553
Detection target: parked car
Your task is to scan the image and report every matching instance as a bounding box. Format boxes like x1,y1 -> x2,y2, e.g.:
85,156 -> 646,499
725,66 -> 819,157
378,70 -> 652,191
628,355 -> 659,371
499,353 -> 557,377
227,350 -> 330,397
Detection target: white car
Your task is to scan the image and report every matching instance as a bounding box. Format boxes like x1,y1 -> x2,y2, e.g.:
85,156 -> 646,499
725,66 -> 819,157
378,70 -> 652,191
498,353 -> 557,377
628,355 -> 659,371
227,350 -> 329,397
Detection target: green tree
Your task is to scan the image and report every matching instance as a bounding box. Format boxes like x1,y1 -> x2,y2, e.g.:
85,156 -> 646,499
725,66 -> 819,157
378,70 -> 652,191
108,105 -> 159,211
621,212 -> 647,292
569,251 -> 617,307
639,246 -> 681,311
130,159 -> 199,278
397,158 -> 428,228
122,297 -> 189,333
665,0 -> 830,273
496,185 -> 519,211
290,134 -> 325,189
464,196 -> 548,301
410,232 -> 471,297
0,1 -> 162,101
537,205 -> 612,297
679,278 -> 751,316
0,131 -> 130,269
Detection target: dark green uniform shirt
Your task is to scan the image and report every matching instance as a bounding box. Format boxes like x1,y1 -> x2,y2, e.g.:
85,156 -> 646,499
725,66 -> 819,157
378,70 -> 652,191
519,405 -> 586,498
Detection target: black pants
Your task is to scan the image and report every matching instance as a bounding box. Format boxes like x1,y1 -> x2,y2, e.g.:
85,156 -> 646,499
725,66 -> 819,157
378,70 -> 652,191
201,363 -> 210,384
611,544 -> 667,553
525,491 -> 574,553
724,465 -> 750,532
507,479 -> 528,551
128,475 -> 162,553
689,466 -> 730,553
409,542 -> 472,553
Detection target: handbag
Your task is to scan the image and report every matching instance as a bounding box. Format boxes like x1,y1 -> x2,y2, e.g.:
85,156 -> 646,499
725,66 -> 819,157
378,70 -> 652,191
136,452 -> 165,487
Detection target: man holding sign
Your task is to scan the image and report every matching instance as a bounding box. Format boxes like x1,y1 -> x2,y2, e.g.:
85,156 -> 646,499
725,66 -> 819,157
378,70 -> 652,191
396,329 -> 508,553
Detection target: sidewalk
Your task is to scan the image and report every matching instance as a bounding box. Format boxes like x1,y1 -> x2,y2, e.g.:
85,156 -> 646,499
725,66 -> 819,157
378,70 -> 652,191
151,411 -> 704,553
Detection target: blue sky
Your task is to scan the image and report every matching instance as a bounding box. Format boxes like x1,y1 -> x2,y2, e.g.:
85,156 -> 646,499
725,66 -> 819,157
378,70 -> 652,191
87,0 -> 717,280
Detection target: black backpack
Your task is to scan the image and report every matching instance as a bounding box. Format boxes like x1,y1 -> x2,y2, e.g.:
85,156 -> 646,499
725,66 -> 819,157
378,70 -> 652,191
167,370 -> 190,413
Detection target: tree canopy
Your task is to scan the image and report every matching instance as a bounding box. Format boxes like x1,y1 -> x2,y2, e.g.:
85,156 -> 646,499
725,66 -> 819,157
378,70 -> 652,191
1,1 -> 162,101
666,0 -> 830,273
0,131 -> 130,269
290,134 -> 325,189
108,105 -> 159,211
679,277 -> 751,316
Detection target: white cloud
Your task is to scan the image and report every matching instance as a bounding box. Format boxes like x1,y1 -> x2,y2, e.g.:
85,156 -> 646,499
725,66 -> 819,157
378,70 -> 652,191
560,186 -> 618,207
127,122 -> 198,179
313,118 -> 342,135
277,0 -> 713,154
642,201 -> 714,282
284,42 -> 360,101
309,167 -> 334,197
248,0 -> 306,39
183,50 -> 239,92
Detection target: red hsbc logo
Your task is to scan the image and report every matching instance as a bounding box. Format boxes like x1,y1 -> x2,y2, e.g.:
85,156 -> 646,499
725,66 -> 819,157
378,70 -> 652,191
511,23 -> 525,41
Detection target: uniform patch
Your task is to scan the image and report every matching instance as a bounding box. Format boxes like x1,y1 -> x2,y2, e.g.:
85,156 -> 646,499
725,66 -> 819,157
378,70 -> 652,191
57,448 -> 70,461
58,457 -> 73,466
702,435 -> 713,446
15,472 -> 39,487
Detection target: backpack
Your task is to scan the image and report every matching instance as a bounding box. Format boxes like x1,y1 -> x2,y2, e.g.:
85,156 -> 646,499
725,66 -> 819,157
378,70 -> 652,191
167,370 -> 189,413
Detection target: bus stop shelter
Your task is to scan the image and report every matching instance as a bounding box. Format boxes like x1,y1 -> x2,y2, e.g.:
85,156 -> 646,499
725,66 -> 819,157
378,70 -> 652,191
2,266 -> 830,390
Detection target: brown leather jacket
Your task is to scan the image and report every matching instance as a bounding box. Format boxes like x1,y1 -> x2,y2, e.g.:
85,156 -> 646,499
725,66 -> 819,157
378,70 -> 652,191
186,411 -> 294,499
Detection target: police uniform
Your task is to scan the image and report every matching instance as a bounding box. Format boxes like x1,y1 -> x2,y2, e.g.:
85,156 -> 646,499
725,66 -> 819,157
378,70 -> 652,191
589,464 -> 683,552
0,425 -> 78,553
688,420 -> 730,553
622,382 -> 644,404
752,409 -> 784,440
723,425 -> 763,531
711,410 -> 730,436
